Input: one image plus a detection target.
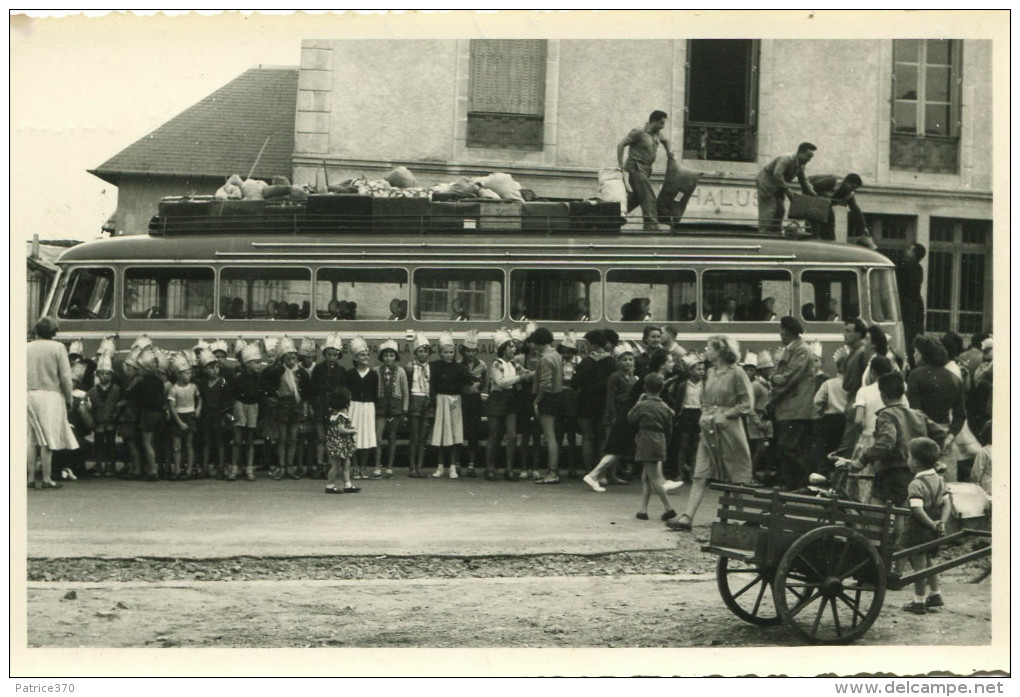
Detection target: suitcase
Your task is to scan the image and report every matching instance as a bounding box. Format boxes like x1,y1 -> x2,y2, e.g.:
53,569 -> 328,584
157,197 -> 222,218
569,200 -> 624,232
477,200 -> 523,230
521,201 -> 570,232
428,201 -> 481,233
787,194 -> 832,224
372,197 -> 430,231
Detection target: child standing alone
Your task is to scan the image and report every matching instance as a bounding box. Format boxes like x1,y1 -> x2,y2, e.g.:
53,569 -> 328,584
899,437 -> 952,615
629,372 -> 677,521
324,387 -> 360,494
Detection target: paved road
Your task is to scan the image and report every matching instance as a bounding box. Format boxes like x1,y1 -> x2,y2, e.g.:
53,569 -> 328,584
26,475 -> 716,558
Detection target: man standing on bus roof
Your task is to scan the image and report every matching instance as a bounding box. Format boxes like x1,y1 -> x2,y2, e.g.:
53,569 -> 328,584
756,142 -> 818,234
618,110 -> 675,232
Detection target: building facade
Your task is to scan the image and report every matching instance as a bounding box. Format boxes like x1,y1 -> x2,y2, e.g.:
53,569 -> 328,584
292,38 -> 993,337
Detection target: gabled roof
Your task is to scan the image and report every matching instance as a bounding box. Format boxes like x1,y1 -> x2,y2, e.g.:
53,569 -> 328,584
89,66 -> 298,184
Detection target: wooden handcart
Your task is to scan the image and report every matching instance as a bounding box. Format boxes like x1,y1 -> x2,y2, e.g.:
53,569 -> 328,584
701,482 -> 992,644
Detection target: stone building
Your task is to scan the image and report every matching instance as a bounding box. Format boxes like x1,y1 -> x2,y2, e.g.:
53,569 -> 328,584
93,40 -> 993,337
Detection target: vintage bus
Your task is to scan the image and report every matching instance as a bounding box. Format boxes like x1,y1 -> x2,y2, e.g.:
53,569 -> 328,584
43,199 -> 902,370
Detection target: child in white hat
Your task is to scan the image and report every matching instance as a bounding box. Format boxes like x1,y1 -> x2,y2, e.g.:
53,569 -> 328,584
262,337 -> 310,481
512,324 -> 542,481
484,328 -> 534,481
374,339 -> 407,479
405,332 -> 434,478
86,352 -> 120,477
458,330 -> 487,478
343,336 -> 378,480
296,338 -> 320,478
228,342 -> 265,482
311,333 -> 347,479
556,331 -> 582,479
196,349 -> 232,479
583,342 -> 639,492
167,352 -> 201,479
430,331 -> 475,479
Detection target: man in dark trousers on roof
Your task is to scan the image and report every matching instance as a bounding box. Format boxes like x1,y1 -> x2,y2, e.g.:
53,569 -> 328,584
756,142 -> 818,234
618,110 -> 675,232
807,172 -> 871,243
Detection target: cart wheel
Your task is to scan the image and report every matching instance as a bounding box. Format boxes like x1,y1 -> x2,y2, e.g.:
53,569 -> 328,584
773,525 -> 886,644
716,556 -> 782,626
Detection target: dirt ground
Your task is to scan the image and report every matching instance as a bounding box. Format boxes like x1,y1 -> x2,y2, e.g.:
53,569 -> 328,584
20,476 -> 998,668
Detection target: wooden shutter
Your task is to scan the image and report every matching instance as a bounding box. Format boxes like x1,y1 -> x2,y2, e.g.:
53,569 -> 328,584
470,40 -> 546,115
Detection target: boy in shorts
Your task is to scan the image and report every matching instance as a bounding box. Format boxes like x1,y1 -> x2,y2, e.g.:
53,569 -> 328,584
229,343 -> 266,481
898,437 -> 951,615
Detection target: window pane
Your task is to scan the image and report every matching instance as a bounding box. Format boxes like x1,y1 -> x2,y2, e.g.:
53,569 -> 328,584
868,268 -> 901,324
925,104 -> 950,135
220,267 -> 311,320
56,267 -> 114,320
894,64 -> 919,99
893,102 -> 918,134
962,220 -> 991,245
510,269 -> 602,321
413,268 -> 504,321
926,39 -> 951,65
930,217 -> 956,243
314,268 -> 408,321
125,267 -> 214,320
924,251 -> 954,313
894,39 -> 919,62
959,253 -> 987,313
686,40 -> 751,124
606,269 -> 697,322
800,270 -> 861,323
925,66 -> 950,102
702,269 -> 792,321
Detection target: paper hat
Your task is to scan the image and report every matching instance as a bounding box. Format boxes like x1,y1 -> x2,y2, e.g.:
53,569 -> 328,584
757,349 -> 775,369
411,331 -> 431,352
67,339 -> 84,357
808,340 -> 824,358
124,346 -> 142,370
139,347 -> 164,373
170,351 -> 192,374
233,337 -> 248,357
349,336 -> 370,356
462,330 -> 479,350
560,331 -> 578,351
97,335 -> 117,358
263,336 -> 281,358
192,340 -> 212,356
509,327 -> 527,345
277,336 -> 298,357
378,339 -> 399,356
613,342 -> 636,358
437,331 -> 455,349
324,332 -> 344,353
493,328 -> 513,352
239,343 -> 263,364
132,335 -> 153,351
196,348 -> 218,367
298,337 -> 319,357
96,353 -> 114,373
981,337 -> 993,351
742,351 -> 758,367
211,339 -> 230,356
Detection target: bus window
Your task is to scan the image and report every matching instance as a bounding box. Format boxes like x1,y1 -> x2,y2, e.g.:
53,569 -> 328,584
606,269 -> 696,322
315,268 -> 408,320
220,267 -> 311,320
124,267 -> 214,320
868,268 -> 901,323
509,269 -> 601,321
800,269 -> 860,322
702,269 -> 792,321
413,268 -> 504,321
56,267 -> 114,320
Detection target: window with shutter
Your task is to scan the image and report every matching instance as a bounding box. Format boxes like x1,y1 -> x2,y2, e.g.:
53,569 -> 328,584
890,40 -> 963,173
926,218 -> 992,336
683,40 -> 759,162
467,40 -> 546,151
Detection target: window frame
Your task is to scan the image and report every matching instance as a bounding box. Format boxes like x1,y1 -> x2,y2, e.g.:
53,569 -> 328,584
605,267 -> 698,323
866,267 -> 902,326
218,265 -> 314,321
412,266 -> 507,323
925,217 -> 992,336
701,267 -> 794,323
122,264 -> 216,322
797,267 -> 863,324
313,265 -> 410,322
508,267 -> 603,323
54,265 -> 116,321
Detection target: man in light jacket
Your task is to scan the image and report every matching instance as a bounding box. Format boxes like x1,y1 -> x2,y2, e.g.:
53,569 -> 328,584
770,316 -> 816,490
